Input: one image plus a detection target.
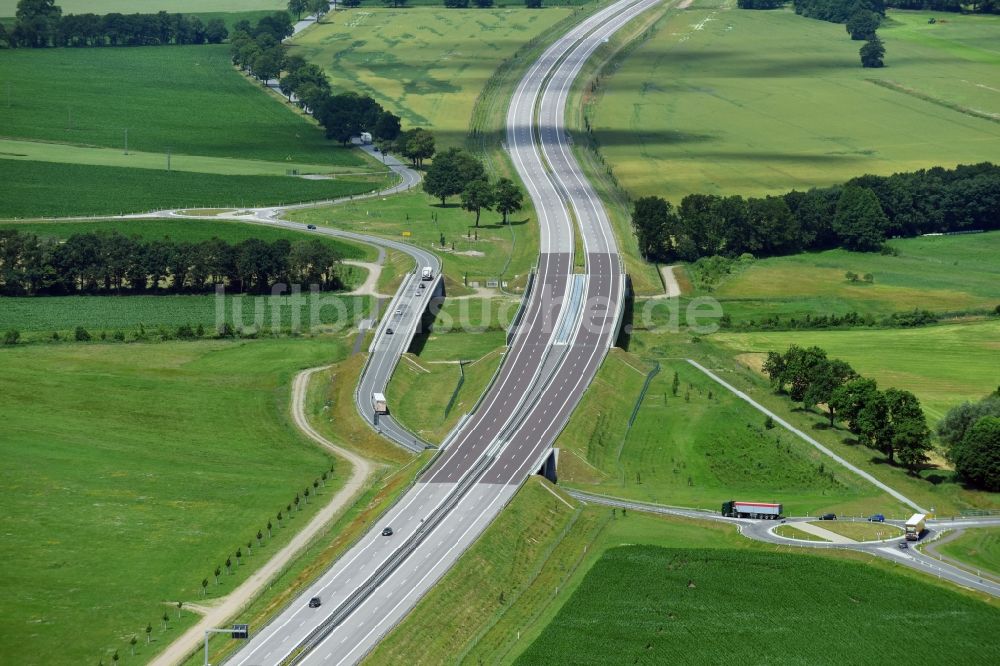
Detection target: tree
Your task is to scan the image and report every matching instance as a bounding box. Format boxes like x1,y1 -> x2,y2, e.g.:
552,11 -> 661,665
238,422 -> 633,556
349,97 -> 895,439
14,0 -> 62,47
225,556 -> 232,574
145,622 -> 152,644
176,601 -> 183,618
832,185 -> 889,251
288,0 -> 309,20
671,371 -> 680,397
778,345 -> 828,403
493,178 -> 524,224
423,148 -> 484,205
267,520 -> 273,538
804,358 -> 856,425
860,35 -> 885,68
830,377 -> 879,434
939,392 -> 1000,450
75,326 -> 91,341
3,329 -> 19,345
309,0 -> 331,21
214,566 -> 221,584
846,9 -> 880,40
201,578 -> 208,597
342,0 -> 361,6
205,18 -> 228,43
398,128 -> 435,166
162,611 -> 169,631
461,179 -> 494,226
885,388 -> 932,472
112,650 -> 119,666
952,417 -> 1000,491
525,0 -> 542,6
476,0 -> 495,6
631,196 -> 673,261
130,635 -> 137,656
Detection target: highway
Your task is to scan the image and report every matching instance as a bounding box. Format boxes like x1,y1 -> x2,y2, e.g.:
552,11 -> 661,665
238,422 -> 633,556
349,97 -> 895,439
228,1 -> 661,663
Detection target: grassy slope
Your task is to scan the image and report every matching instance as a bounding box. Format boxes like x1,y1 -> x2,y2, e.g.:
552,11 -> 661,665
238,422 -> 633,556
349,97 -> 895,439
937,528 -> 1000,577
387,348 -> 504,444
713,319 -> 1000,425
774,524 -> 829,541
698,232 -> 1000,322
589,4 -> 1000,201
0,337 -> 353,666
555,349 -> 894,516
516,545 -> 1000,664
291,7 -> 572,150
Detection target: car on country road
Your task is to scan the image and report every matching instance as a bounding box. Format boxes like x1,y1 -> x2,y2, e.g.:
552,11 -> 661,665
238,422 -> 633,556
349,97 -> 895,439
820,513 -> 837,520
868,514 -> 885,522
308,597 -> 321,608
307,224 -> 317,230
382,527 -> 393,536
898,541 -> 909,549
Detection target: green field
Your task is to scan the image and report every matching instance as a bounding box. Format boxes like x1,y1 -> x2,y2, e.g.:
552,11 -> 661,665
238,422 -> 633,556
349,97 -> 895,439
287,190 -> 538,289
0,217 -> 372,260
690,232 -> 1000,322
555,349 -> 897,516
0,337 -> 352,665
0,0 -> 284,13
0,159 -> 387,218
516,546 -> 1000,664
588,4 -> 1000,201
714,319 -> 1000,425
774,524 -> 828,541
291,7 -> 573,149
938,528 -> 1000,577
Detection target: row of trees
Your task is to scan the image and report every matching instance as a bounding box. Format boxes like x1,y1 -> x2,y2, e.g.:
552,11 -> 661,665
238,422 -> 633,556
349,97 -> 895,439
744,0 -> 998,17
2,0 -> 229,48
230,26 -> 404,146
320,0 -> 546,6
631,162 -> 1000,262
422,148 -> 525,224
763,345 -> 933,471
0,230 -> 345,296
938,391 -> 1000,491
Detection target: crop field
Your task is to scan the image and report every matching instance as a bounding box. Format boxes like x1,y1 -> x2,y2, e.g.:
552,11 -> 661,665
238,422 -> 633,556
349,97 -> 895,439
287,190 -> 538,289
587,4 -> 1000,201
554,349 -> 897,516
291,8 -> 573,149
0,0 -> 284,13
0,159 -> 387,218
0,46 -> 373,167
0,337 -> 352,665
517,546 -> 1000,664
714,319 -> 1000,425
692,232 -> 1000,322
1,217 -> 372,260
937,528 -> 1000,578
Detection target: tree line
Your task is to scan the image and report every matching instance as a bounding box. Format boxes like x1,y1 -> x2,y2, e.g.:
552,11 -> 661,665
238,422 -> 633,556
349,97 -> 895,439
422,148 -> 525,225
938,391 -> 1000,492
631,162 -> 1000,263
230,25 -> 404,147
763,345 -> 932,471
741,0 -> 997,16
2,0 -> 230,48
0,230 -> 346,296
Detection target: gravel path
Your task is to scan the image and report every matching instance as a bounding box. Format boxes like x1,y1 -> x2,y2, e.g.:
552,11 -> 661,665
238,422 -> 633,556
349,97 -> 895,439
150,366 -> 375,666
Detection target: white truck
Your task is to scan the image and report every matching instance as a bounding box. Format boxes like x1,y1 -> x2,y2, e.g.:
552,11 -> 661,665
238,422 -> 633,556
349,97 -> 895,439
421,266 -> 433,281
372,392 -> 388,415
359,132 -> 373,145
904,513 -> 926,540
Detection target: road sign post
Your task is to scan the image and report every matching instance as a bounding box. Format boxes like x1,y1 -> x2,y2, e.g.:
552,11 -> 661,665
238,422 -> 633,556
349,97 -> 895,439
204,625 -> 250,665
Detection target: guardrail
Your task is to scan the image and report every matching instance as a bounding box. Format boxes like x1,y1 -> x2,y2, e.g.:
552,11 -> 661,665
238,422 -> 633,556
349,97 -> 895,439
505,267 -> 536,345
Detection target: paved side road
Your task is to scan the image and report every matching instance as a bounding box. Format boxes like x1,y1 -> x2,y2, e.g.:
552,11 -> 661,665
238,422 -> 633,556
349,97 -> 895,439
567,489 -> 1000,598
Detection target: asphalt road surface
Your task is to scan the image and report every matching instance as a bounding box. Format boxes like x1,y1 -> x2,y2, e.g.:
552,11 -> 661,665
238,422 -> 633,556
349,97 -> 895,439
228,1 -> 658,663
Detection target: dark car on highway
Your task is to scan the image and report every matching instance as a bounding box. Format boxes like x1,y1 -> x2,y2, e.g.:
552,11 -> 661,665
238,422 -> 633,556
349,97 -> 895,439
308,597 -> 321,608
386,328 -> 393,335
382,527 -> 393,536
820,513 -> 837,520
307,224 -> 317,230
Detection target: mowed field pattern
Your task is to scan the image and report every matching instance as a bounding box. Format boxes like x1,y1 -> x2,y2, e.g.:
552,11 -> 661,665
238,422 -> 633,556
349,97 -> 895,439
291,8 -> 572,148
588,3 -> 1000,200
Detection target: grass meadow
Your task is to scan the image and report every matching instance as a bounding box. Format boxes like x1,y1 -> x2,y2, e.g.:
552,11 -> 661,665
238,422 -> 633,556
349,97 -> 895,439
0,337 -> 353,665
516,546 -> 1000,665
291,7 -> 573,149
694,231 -> 1000,322
554,349 -> 898,517
0,159 -> 388,218
937,528 -> 1000,578
587,4 -> 1000,201
0,0 -> 284,13
713,319 -> 1000,425
287,190 -> 538,290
